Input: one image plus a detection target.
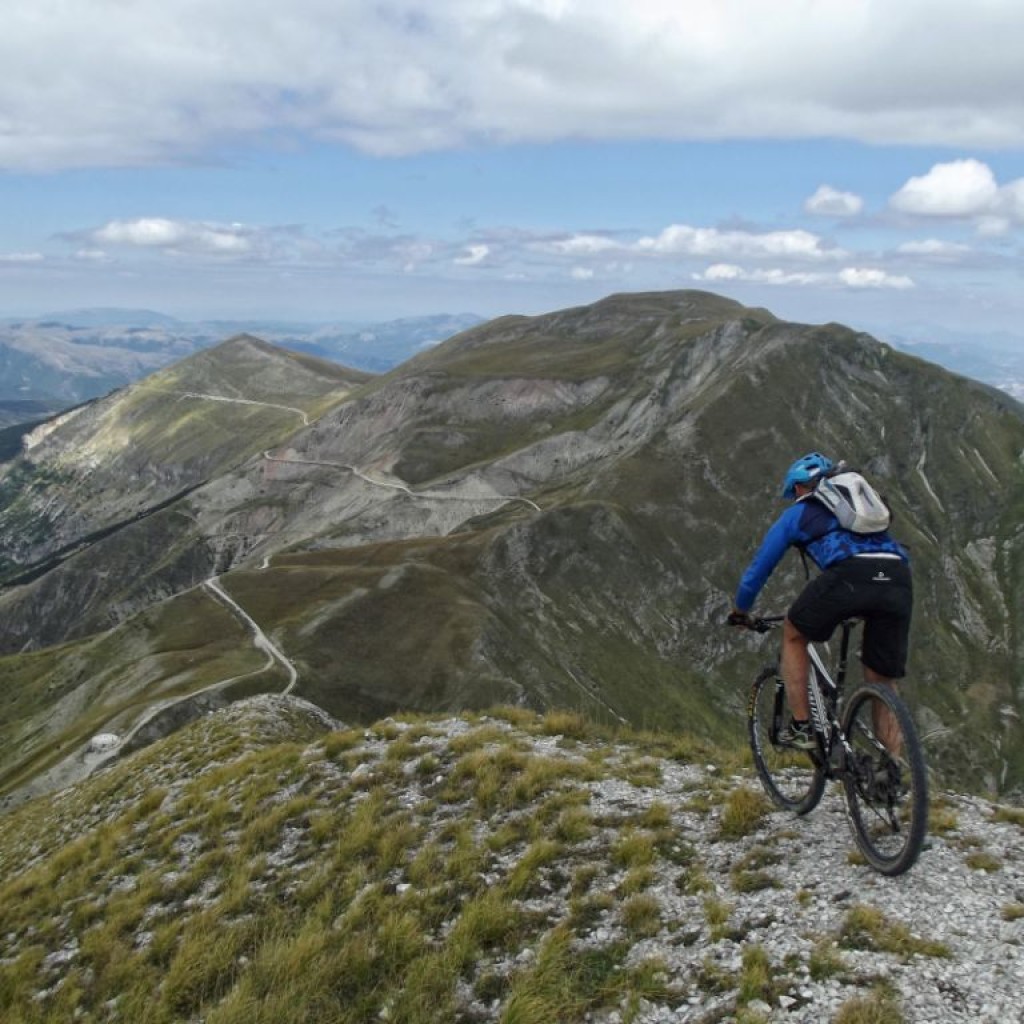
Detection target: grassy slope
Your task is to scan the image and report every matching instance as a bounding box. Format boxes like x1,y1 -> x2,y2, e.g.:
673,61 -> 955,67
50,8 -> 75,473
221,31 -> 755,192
0,586 -> 282,801
0,336 -> 372,577
1,699 -> 1010,1024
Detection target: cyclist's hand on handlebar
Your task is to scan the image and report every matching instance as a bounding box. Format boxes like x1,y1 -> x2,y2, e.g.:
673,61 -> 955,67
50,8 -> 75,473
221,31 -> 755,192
727,609 -> 753,629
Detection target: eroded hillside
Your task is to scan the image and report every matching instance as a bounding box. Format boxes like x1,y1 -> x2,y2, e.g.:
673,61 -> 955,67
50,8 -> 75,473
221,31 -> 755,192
0,291 -> 1022,803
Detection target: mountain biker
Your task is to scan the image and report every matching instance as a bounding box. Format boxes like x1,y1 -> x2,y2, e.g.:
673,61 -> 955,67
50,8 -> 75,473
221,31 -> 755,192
728,452 -> 912,750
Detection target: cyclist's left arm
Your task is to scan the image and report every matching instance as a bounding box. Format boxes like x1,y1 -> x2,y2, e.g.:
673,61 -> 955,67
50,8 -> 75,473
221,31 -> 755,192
734,503 -> 808,612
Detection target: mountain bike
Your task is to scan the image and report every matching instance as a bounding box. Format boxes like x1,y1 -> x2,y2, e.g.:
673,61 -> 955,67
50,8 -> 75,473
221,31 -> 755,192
739,615 -> 928,876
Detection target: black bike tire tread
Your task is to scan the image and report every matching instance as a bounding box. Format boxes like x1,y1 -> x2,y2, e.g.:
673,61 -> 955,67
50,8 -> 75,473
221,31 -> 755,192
840,683 -> 928,876
749,665 -> 826,815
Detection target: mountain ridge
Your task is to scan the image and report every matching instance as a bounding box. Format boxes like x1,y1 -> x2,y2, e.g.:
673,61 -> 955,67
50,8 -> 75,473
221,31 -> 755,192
0,290 -> 1021,808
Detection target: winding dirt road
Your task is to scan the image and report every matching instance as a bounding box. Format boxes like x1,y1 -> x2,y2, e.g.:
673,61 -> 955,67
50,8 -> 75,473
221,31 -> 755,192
203,576 -> 298,693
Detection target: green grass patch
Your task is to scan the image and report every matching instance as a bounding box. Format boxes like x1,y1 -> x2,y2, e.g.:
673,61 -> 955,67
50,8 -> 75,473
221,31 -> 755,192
839,905 -> 951,960
737,944 -> 778,1007
833,984 -> 905,1024
500,925 -> 672,1023
611,829 -> 657,870
808,939 -> 847,981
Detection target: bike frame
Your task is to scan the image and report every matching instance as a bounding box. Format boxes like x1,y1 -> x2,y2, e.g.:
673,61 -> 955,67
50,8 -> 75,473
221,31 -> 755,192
803,619 -> 861,773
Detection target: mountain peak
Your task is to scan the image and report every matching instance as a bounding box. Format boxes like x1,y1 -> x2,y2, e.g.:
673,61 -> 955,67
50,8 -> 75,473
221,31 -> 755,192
1,288 -> 1022,813
159,331 -> 371,392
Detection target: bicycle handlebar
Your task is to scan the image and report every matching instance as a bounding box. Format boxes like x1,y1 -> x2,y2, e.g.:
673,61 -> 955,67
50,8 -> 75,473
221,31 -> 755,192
727,614 -> 784,634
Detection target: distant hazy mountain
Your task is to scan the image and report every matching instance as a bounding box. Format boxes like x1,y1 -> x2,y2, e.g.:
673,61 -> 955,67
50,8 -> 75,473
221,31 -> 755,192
876,323 -> 1024,401
4,306 -> 1019,410
0,310 -> 483,406
28,307 -> 184,329
1,290 -> 1021,810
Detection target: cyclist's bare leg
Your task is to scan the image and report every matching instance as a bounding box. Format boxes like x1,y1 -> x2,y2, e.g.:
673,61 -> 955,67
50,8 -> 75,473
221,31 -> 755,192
781,617 -> 811,721
863,665 -> 903,756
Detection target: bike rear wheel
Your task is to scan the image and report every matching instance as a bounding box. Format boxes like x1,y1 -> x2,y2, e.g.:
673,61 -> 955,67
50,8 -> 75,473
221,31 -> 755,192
749,665 -> 826,815
840,683 -> 928,876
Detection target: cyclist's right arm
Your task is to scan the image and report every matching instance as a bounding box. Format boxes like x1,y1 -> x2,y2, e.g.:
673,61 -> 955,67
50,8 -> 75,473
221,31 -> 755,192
734,503 -> 807,612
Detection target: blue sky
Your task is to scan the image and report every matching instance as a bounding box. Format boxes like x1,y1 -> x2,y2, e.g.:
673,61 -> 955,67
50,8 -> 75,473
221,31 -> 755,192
2,1 -> 1023,342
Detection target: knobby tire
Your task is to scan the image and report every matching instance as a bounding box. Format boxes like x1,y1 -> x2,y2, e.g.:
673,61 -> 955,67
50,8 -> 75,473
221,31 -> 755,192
748,664 -> 826,815
840,683 -> 928,876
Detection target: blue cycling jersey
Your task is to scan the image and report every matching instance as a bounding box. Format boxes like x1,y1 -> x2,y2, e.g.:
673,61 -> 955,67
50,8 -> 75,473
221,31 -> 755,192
734,497 -> 909,612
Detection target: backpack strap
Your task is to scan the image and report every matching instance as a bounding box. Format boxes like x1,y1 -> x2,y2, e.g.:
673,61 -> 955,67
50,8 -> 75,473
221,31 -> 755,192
797,544 -> 812,580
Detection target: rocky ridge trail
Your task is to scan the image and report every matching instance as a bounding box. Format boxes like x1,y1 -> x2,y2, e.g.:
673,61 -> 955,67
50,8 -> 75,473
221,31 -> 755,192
1,695 -> 1021,1023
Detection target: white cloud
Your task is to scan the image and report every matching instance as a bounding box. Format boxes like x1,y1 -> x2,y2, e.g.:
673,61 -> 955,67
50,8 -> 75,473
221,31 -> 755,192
93,218 -> 256,255
889,159 -> 1024,235
638,224 -> 841,260
694,263 -> 914,290
74,249 -> 113,263
890,159 -> 1000,217
570,266 -> 594,280
838,267 -> 914,290
454,243 -> 490,265
700,263 -> 743,281
4,1 -> 1024,170
975,216 -> 1012,237
544,234 -> 620,255
696,264 -> 829,286
804,185 -> 863,217
0,251 -> 44,263
896,239 -> 971,258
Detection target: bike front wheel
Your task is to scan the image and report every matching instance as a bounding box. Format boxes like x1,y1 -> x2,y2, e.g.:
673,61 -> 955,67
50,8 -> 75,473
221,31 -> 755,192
840,683 -> 928,876
749,665 -> 826,815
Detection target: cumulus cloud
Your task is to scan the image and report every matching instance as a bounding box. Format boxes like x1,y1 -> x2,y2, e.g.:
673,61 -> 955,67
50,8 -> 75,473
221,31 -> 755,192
3,1 -> 1024,170
695,263 -> 913,290
542,234 -> 621,256
838,267 -> 914,289
637,225 -> 842,260
93,218 -> 257,255
696,264 -> 828,287
890,159 -> 1000,217
888,158 -> 1024,238
804,185 -> 863,217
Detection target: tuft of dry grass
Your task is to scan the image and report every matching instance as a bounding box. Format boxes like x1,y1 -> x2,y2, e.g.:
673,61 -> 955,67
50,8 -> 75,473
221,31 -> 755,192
839,905 -> 951,960
1001,903 -> 1024,922
990,805 -> 1024,828
833,984 -> 905,1024
717,786 -> 771,841
621,893 -> 662,938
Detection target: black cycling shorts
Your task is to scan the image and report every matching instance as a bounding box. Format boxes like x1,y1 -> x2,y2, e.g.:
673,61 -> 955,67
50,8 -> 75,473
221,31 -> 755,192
787,556 -> 913,679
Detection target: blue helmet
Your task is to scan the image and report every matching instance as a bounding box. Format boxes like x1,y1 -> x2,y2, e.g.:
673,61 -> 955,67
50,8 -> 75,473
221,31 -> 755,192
781,452 -> 833,498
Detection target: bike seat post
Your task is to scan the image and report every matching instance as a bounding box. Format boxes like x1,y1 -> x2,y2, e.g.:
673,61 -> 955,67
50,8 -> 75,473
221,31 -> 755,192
835,618 -> 859,689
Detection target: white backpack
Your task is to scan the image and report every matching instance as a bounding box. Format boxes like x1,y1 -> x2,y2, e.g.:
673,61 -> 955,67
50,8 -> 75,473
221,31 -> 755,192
811,467 -> 891,534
